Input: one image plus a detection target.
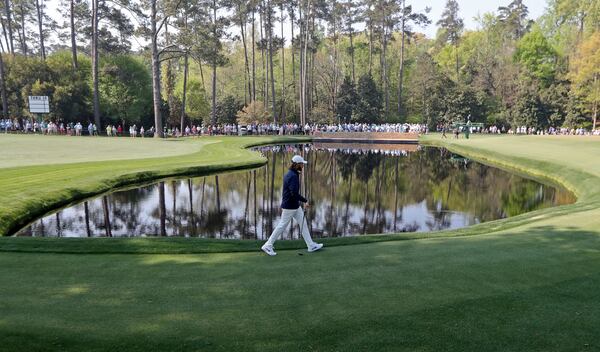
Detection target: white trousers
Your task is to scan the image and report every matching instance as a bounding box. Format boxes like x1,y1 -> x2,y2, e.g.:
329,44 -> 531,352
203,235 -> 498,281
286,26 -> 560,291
265,207 -> 315,248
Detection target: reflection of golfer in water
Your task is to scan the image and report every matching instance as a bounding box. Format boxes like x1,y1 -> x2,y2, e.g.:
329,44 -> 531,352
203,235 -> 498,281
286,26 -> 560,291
261,155 -> 323,256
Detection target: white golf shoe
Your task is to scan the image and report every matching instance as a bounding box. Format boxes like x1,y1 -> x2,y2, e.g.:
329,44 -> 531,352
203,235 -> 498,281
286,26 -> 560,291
308,243 -> 323,253
261,244 -> 277,256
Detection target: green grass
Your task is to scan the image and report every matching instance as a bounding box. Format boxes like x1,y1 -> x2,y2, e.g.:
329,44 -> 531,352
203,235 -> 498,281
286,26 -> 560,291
0,135 -> 310,236
0,134 -> 208,168
1,134 -> 600,351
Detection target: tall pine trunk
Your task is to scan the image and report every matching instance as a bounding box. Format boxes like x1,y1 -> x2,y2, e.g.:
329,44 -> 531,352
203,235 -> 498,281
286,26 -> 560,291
19,3 -> 27,55
165,22 -> 175,126
211,58 -> 217,127
298,1 -> 303,124
397,7 -> 405,115
180,53 -> 189,132
3,0 -> 14,54
239,8 -> 251,104
151,0 -> 164,137
251,8 -> 256,101
289,6 -> 296,118
210,0 -> 217,126
180,7 -> 189,132
1,17 -> 9,51
70,0 -> 77,68
593,74 -> 598,130
91,0 -> 101,129
280,4 -> 285,121
35,0 -> 45,60
299,0 -> 311,125
368,19 -> 373,74
382,24 -> 389,115
349,30 -> 355,83
332,16 -> 338,122
259,5 -> 267,106
267,0 -> 277,123
0,52 -> 8,119
198,59 -> 206,92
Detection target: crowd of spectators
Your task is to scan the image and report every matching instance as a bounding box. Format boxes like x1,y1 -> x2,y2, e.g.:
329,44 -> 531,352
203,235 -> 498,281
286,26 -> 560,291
2,117 -> 598,138
0,119 -> 428,137
504,125 -> 600,136
437,123 -> 600,136
1,119 -> 99,136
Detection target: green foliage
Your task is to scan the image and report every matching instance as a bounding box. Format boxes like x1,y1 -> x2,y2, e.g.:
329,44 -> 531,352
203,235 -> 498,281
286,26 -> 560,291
497,0 -> 532,40
45,52 -> 92,122
98,55 -> 153,126
409,51 -> 449,126
354,74 -> 382,123
444,85 -> 487,123
0,0 -> 597,131
336,76 -> 357,123
176,78 -> 210,124
508,78 -> 546,127
436,0 -> 464,46
569,31 -> 600,129
215,95 -> 243,124
515,26 -> 558,84
4,52 -> 92,121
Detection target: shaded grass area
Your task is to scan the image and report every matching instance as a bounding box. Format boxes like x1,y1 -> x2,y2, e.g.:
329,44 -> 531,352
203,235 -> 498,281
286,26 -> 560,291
1,225 -> 599,351
0,135 -> 310,236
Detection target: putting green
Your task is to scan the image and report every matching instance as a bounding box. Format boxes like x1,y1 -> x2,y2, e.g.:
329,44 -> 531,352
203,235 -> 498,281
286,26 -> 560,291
0,134 -> 210,169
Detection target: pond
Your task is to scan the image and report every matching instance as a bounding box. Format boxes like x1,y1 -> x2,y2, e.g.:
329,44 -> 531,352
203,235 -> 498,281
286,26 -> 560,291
16,144 -> 575,239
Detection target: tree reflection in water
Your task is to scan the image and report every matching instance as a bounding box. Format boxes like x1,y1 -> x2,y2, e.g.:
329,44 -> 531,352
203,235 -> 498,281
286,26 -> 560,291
17,145 -> 576,238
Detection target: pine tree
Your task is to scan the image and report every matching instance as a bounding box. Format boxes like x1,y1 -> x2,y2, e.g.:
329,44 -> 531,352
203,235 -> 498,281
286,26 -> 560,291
498,0 -> 531,40
354,74 -> 382,123
336,75 -> 357,123
437,0 -> 464,81
396,0 -> 430,115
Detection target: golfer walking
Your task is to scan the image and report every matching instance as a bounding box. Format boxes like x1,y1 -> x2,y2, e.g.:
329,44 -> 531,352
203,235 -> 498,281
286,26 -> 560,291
261,155 -> 323,256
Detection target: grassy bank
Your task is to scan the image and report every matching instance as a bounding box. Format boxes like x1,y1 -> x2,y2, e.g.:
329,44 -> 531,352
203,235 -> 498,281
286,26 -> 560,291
0,135 -> 310,236
1,134 -> 600,351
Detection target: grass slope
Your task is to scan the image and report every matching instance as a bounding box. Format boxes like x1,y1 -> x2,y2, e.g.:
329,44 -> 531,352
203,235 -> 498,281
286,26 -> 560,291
0,134 -> 600,351
0,135 -> 310,236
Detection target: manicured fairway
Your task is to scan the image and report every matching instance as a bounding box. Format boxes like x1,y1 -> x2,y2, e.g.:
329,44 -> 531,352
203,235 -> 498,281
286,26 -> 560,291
1,134 -> 600,351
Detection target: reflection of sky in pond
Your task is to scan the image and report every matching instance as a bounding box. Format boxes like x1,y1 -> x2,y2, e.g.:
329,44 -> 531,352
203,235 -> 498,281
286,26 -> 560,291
16,145 -> 575,239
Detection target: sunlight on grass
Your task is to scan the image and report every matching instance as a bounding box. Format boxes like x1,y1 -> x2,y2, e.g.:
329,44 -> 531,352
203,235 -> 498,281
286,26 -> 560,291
139,253 -> 254,266
62,285 -> 90,296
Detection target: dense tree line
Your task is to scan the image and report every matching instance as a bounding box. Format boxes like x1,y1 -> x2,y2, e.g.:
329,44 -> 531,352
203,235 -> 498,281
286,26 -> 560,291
0,0 -> 598,136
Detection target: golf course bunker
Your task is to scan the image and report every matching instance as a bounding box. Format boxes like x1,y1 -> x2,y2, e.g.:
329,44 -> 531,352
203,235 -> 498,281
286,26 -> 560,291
16,144 -> 575,238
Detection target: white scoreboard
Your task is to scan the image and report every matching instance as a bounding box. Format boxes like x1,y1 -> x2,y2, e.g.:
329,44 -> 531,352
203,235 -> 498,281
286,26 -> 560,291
28,96 -> 50,113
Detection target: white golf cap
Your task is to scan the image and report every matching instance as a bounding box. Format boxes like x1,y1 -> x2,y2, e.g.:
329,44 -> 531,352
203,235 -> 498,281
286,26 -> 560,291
292,155 -> 307,164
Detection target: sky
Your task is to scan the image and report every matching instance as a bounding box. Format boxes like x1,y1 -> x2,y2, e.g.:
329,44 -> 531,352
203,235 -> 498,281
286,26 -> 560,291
419,0 -> 547,38
44,0 -> 548,48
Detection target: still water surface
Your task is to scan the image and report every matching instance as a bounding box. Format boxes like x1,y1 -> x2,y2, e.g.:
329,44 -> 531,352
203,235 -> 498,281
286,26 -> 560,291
16,144 -> 575,239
